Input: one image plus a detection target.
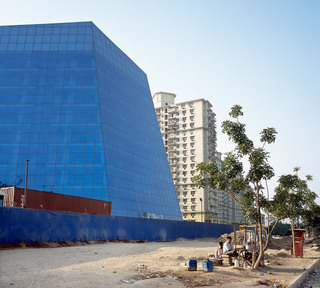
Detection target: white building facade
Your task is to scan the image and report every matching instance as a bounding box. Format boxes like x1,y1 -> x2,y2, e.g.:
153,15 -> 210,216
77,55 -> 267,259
153,92 -> 245,223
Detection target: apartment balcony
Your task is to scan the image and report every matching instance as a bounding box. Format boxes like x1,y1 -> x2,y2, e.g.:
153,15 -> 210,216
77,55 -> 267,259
172,176 -> 179,181
211,190 -> 218,196
168,154 -> 177,159
167,125 -> 178,131
209,201 -> 217,207
208,118 -> 215,124
207,108 -> 215,114
209,207 -> 217,213
208,138 -> 217,145
168,134 -> 177,139
209,117 -> 216,124
168,107 -> 177,113
168,120 -> 177,126
207,146 -> 215,153
208,195 -> 217,201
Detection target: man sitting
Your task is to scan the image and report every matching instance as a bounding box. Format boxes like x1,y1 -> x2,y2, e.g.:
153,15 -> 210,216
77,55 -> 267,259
223,236 -> 238,266
215,242 -> 224,259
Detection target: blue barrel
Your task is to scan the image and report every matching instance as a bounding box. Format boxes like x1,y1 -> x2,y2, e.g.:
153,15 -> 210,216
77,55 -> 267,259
187,259 -> 197,271
202,260 -> 213,272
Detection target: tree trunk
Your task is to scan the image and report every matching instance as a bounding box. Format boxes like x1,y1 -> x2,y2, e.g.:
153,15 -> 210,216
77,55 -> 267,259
234,225 -> 237,250
265,180 -> 270,238
291,220 -> 296,257
263,218 -> 280,253
253,184 -> 264,269
312,226 -> 315,238
307,226 -> 311,238
253,217 -> 264,269
305,226 -> 309,238
251,224 -> 257,270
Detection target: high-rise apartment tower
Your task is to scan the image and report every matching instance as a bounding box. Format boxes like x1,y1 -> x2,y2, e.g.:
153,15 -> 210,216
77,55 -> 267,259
153,92 -> 245,223
153,92 -> 218,222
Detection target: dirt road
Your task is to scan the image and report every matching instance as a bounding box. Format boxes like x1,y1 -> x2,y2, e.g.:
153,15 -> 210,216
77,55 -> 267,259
0,238 -> 319,288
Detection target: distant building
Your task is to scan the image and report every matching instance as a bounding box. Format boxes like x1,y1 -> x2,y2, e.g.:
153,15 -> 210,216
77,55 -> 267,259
153,92 -> 245,223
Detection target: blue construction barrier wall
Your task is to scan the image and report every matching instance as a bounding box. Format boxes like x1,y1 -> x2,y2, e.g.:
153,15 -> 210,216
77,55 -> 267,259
0,207 -> 234,244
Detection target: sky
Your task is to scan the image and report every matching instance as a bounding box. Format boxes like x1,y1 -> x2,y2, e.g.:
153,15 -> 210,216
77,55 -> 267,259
1,0 -> 319,203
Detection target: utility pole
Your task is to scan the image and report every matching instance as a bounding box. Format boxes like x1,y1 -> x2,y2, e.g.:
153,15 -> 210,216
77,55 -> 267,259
200,198 -> 203,222
24,160 -> 29,208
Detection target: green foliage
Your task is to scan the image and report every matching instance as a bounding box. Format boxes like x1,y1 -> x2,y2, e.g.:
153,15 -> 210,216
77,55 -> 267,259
193,104 -> 277,214
229,104 -> 243,118
270,173 -> 317,222
293,166 -> 301,173
260,127 -> 277,144
195,106 -> 275,218
247,149 -> 274,182
269,221 -> 291,236
229,177 -> 249,195
223,152 -> 243,179
193,104 -> 318,264
193,161 -> 248,195
221,120 -> 253,156
301,204 -> 320,230
240,192 -> 259,222
306,174 -> 313,181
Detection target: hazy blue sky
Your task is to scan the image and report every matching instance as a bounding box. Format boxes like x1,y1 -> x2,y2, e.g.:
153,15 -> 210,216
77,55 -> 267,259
1,0 -> 319,202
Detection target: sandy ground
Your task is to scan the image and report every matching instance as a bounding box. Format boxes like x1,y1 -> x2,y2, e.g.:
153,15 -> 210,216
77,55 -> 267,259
0,237 -> 319,288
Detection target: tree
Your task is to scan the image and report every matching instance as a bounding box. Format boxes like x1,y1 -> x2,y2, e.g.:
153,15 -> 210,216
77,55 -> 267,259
193,105 -> 277,269
270,171 -> 317,256
301,203 -> 320,238
269,221 -> 290,236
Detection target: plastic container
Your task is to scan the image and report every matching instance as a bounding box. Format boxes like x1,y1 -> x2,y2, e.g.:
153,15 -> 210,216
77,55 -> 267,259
202,260 -> 213,272
187,259 -> 197,271
234,258 -> 240,267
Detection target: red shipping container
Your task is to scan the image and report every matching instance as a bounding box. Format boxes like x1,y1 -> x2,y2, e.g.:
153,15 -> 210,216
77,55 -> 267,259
12,187 -> 111,215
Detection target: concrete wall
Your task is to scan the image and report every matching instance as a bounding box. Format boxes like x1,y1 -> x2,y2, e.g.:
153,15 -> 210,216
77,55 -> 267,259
0,207 -> 233,244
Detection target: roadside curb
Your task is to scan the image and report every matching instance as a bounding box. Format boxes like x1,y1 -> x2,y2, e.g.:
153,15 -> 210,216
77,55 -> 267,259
287,258 -> 320,288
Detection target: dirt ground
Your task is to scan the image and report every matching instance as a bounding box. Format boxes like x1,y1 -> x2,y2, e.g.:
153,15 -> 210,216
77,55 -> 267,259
0,236 -> 319,288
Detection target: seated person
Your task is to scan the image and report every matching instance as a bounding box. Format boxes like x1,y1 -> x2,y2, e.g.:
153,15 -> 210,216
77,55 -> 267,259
223,236 -> 238,265
215,242 -> 224,259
